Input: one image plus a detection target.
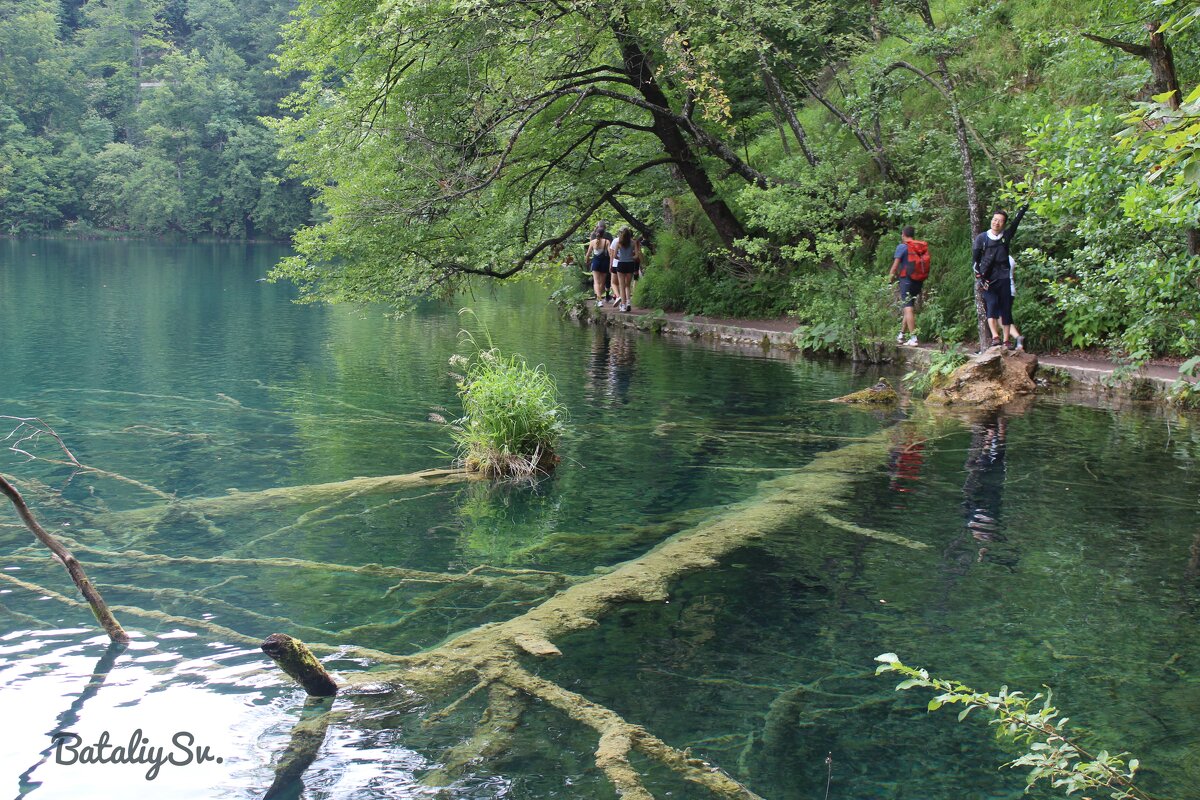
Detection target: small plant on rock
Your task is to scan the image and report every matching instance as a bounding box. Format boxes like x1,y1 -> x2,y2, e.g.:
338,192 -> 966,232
903,348 -> 968,397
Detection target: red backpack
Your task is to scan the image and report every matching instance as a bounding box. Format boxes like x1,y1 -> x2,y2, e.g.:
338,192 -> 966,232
904,239 -> 930,281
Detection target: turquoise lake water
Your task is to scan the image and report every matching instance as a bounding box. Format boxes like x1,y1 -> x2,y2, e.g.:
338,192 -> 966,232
0,240 -> 1197,799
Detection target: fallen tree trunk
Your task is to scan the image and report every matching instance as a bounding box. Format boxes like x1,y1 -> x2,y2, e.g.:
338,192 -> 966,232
262,431 -> 906,798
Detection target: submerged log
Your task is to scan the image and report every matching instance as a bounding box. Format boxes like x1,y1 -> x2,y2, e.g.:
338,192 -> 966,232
262,697 -> 336,800
106,468 -> 470,527
0,474 -> 130,643
261,634 -> 339,697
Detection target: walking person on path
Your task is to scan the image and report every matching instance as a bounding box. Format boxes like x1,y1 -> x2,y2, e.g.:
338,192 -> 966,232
585,224 -> 613,307
889,225 -> 929,346
608,227 -> 641,313
973,203 -> 1029,351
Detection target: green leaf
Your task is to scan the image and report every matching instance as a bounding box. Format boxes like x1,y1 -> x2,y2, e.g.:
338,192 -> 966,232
927,698 -> 943,711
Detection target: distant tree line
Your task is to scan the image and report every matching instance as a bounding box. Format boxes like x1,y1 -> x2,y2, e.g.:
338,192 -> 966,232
0,0 -> 311,238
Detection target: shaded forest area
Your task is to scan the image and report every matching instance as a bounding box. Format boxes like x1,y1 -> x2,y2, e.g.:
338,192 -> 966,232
267,0 -> 1200,362
0,0 -> 310,238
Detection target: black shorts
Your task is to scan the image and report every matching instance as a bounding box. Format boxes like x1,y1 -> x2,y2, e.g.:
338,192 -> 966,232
615,261 -> 639,274
982,280 -> 1013,325
898,277 -> 923,308
590,256 -> 610,273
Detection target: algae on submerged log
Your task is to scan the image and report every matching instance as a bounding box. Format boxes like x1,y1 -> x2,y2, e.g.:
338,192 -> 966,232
261,634 -> 339,697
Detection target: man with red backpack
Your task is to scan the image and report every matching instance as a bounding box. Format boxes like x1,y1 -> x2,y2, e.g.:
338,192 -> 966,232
889,226 -> 929,346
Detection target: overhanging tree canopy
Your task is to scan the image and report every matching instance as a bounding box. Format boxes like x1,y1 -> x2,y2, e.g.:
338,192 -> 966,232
270,0 -> 874,304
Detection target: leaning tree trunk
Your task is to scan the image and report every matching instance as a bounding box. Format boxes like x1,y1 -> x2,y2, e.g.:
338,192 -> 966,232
915,0 -> 988,348
613,28 -> 748,249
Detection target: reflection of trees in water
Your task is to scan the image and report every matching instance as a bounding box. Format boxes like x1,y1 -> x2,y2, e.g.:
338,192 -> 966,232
584,331 -> 637,406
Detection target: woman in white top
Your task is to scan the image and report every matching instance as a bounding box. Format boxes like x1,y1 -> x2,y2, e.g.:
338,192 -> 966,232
608,227 -> 641,313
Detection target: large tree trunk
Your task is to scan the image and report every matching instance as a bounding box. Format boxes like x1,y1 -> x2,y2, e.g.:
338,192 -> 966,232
916,1 -> 988,348
613,29 -> 747,248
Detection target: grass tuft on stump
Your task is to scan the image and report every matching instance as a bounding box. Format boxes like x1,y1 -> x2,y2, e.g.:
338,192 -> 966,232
450,325 -> 566,480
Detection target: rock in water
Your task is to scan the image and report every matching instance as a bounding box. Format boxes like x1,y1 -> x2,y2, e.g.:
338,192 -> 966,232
833,378 -> 899,405
928,347 -> 1038,407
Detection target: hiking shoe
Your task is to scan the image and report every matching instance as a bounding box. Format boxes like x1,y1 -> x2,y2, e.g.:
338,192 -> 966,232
1005,339 -> 1016,350
1015,335 -> 1026,352
595,300 -> 604,308
905,335 -> 918,346
896,331 -> 906,343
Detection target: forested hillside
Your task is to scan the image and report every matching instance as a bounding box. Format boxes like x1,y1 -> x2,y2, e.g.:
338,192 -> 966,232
0,0 -> 310,238
268,0 -> 1200,361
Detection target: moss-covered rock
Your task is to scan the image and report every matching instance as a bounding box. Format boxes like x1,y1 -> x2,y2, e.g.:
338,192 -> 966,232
832,379 -> 899,405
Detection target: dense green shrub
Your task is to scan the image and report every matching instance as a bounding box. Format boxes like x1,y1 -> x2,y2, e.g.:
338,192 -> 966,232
1024,108 -> 1200,361
634,230 -> 793,318
793,265 -> 898,362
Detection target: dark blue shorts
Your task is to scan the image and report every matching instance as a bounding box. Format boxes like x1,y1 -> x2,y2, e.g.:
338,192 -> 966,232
590,255 -> 610,273
982,280 -> 1013,325
898,277 -> 923,308
615,261 -> 639,274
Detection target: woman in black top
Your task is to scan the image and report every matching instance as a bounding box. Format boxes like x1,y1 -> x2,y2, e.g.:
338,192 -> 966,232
585,225 -> 613,307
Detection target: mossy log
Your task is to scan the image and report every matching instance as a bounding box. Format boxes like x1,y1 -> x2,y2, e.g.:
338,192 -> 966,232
367,435 -> 893,696
278,433 -> 900,799
832,379 -> 899,405
261,634 -> 339,697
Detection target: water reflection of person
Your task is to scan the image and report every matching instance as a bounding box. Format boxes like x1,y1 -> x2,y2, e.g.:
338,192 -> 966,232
887,428 -> 926,498
584,330 -> 636,405
961,410 -> 1015,565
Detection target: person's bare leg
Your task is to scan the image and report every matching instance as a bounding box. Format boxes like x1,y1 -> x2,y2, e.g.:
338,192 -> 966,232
987,318 -> 1001,346
593,271 -> 605,303
902,306 -> 916,334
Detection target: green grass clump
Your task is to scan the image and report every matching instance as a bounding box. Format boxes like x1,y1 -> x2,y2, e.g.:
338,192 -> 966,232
450,331 -> 566,480
904,348 -> 970,397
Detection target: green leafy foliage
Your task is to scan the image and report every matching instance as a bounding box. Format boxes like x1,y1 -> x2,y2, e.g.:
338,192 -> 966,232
903,348 -> 969,396
1024,107 -> 1200,361
875,654 -> 1154,800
